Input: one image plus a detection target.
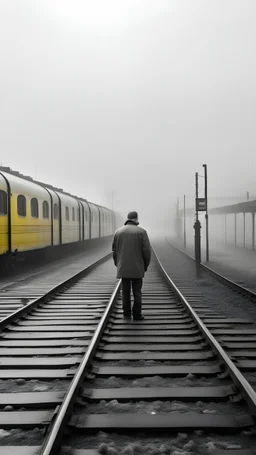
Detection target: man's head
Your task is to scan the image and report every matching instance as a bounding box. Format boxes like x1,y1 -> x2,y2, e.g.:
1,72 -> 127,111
127,211 -> 139,224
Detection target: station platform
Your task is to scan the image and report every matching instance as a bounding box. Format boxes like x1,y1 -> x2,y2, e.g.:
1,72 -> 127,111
168,237 -> 256,292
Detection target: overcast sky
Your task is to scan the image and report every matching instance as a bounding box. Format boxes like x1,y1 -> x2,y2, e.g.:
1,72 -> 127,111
0,1 -> 256,224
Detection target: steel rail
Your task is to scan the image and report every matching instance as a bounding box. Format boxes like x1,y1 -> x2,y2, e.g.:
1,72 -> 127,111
0,252 -> 112,332
39,279 -> 122,455
153,246 -> 256,416
168,240 -> 256,300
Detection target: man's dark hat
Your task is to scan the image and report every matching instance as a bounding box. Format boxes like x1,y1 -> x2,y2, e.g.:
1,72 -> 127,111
127,211 -> 138,220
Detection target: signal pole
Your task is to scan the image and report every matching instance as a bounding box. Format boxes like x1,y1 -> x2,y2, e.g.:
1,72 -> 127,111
194,172 -> 201,277
203,164 -> 209,262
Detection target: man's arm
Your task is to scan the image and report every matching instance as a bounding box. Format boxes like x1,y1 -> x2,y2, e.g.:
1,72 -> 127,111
142,231 -> 151,270
112,233 -> 117,266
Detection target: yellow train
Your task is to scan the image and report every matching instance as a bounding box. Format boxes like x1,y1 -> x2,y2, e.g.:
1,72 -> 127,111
0,167 -> 120,268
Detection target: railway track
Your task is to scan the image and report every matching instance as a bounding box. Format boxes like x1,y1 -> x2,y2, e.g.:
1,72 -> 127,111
167,240 -> 256,301
0,244 -> 112,322
2,248 -> 256,454
0,252 -> 117,453
154,241 -> 256,376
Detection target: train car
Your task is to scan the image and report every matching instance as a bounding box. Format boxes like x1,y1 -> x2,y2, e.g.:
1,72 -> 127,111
0,172 -> 52,255
0,167 -> 120,269
55,191 -> 80,245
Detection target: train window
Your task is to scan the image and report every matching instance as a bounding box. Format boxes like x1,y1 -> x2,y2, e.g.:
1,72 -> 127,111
31,198 -> 39,218
65,206 -> 69,221
17,195 -> 26,217
85,211 -> 88,222
72,207 -> 75,221
43,201 -> 49,219
0,190 -> 7,215
54,203 -> 59,220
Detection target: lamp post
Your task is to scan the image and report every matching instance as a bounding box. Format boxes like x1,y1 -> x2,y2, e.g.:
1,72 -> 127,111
203,164 -> 209,262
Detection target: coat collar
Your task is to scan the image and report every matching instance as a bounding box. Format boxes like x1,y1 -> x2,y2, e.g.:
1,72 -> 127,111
124,220 -> 138,226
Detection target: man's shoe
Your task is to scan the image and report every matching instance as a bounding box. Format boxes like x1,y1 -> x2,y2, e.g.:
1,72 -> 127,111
123,313 -> 131,319
133,315 -> 144,321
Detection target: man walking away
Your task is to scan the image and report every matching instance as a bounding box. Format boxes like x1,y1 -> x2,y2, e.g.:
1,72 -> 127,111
112,211 -> 151,320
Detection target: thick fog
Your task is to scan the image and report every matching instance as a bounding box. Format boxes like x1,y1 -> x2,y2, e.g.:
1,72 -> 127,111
1,1 -> 256,234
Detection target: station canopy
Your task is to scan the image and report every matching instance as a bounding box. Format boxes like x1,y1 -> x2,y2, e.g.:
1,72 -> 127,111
210,200 -> 256,215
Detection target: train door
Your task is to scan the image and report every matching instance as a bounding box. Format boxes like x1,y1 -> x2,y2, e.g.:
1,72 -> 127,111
83,201 -> 90,240
0,173 -> 9,255
97,206 -> 101,237
98,206 -> 103,237
78,201 -> 83,241
52,191 -> 61,245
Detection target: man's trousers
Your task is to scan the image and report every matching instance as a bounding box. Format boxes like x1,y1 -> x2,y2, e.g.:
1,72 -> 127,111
121,278 -> 143,317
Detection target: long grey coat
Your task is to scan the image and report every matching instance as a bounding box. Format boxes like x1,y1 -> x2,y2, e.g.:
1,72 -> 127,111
112,220 -> 151,279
